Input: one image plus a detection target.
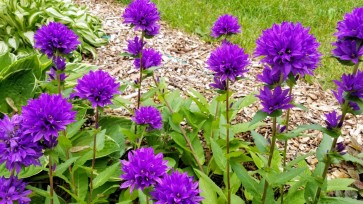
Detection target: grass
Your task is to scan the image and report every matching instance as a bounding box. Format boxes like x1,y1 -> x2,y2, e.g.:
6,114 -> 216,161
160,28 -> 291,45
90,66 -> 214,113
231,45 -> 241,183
119,0 -> 362,89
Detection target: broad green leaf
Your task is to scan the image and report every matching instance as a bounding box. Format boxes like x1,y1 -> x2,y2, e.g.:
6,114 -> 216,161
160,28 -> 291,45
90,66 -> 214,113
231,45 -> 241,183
327,178 -> 356,192
200,177 -> 218,204
92,162 -> 120,189
251,131 -> 268,153
211,139 -> 227,171
250,110 -> 268,126
194,169 -> 227,202
26,185 -> 50,198
74,168 -> 88,201
269,167 -> 307,186
230,161 -> 259,197
319,197 -> 362,204
55,156 -> 79,176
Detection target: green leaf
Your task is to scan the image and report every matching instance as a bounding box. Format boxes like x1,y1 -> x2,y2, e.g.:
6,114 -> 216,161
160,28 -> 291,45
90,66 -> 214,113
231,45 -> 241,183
194,169 -> 227,202
92,162 -> 120,189
74,168 -> 88,200
26,185 -> 50,198
250,110 -> 268,126
251,131 -> 268,153
55,156 -> 79,176
95,129 -> 106,151
200,177 -> 218,204
231,122 -> 263,134
269,167 -> 306,186
327,178 -> 356,192
319,197 -> 363,204
211,139 -> 227,171
230,160 -> 259,197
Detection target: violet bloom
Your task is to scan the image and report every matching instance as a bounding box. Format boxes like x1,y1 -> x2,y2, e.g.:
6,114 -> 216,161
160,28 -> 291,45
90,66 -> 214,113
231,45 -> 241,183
132,106 -> 163,131
207,42 -> 249,81
34,22 -> 80,58
126,36 -> 146,56
0,115 -> 42,173
120,147 -> 168,193
335,7 -> 363,40
122,0 -> 160,36
145,23 -> 160,37
257,65 -> 285,86
332,39 -> 363,64
210,76 -> 227,91
255,22 -> 321,77
134,48 -> 162,69
22,93 -> 76,148
256,86 -> 294,114
151,170 -> 203,204
72,70 -> 120,108
0,176 -> 32,204
211,14 -> 241,38
334,70 -> 363,99
325,111 -> 342,130
332,88 -> 360,111
336,142 -> 347,155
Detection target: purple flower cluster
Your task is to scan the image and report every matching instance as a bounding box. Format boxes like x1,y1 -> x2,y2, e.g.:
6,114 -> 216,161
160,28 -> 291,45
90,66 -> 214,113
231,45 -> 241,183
151,170 -> 203,204
333,7 -> 363,64
334,70 -> 363,99
120,147 -> 168,192
211,14 -> 241,38
122,0 -> 160,37
72,70 -> 120,108
207,42 -> 249,82
257,65 -> 285,86
126,36 -> 145,56
34,22 -> 80,58
0,176 -> 32,204
0,115 -> 42,173
134,48 -> 162,69
48,56 -> 67,82
324,111 -> 342,130
255,22 -> 321,77
132,106 -> 163,131
256,86 -> 293,114
22,93 -> 76,148
210,76 -> 227,90
332,88 -> 360,111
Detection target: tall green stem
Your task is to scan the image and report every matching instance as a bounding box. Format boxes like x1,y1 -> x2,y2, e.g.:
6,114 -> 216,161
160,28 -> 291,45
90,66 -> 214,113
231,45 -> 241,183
137,33 -> 145,109
225,80 -> 231,204
262,117 -> 277,204
152,75 -> 205,173
49,153 -> 54,204
313,105 -> 348,204
280,86 -> 293,204
89,106 -> 99,203
353,60 -> 360,75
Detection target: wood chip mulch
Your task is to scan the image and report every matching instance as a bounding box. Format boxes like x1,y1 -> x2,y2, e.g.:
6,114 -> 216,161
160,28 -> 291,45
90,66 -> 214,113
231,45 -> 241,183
74,0 -> 363,183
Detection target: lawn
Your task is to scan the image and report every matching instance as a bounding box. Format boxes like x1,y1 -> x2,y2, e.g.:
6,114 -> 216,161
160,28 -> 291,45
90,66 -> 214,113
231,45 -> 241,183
119,0 -> 362,89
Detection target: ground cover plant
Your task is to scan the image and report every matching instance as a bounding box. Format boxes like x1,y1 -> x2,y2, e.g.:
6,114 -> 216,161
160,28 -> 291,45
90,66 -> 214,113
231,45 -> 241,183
0,0 -> 363,204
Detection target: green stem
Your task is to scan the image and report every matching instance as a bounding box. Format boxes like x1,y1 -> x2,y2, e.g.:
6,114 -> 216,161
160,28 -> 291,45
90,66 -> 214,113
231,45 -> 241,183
89,106 -> 99,203
353,59 -> 360,75
280,86 -> 293,204
137,33 -> 145,109
152,75 -> 205,173
226,79 -> 231,204
313,105 -> 348,204
49,153 -> 54,204
137,128 -> 146,148
262,117 -> 277,204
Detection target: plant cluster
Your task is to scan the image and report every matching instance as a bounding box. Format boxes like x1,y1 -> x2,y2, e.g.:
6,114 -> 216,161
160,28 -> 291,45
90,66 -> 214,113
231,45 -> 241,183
0,1 -> 363,204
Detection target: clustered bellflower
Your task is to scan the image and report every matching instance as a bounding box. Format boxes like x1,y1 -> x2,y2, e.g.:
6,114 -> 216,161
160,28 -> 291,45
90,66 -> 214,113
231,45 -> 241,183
257,65 -> 285,86
324,111 -> 342,130
132,106 -> 163,131
0,176 -> 32,204
151,170 -> 203,204
126,36 -> 146,56
0,115 -> 42,173
334,70 -> 363,99
209,76 -> 227,90
21,93 -> 76,148
72,70 -> 120,108
34,22 -> 80,58
256,86 -> 294,114
120,147 -> 168,192
207,42 -> 249,82
48,56 -> 67,82
255,22 -> 321,77
211,14 -> 241,38
134,48 -> 162,69
332,88 -> 360,111
122,0 -> 160,36
333,7 -> 363,64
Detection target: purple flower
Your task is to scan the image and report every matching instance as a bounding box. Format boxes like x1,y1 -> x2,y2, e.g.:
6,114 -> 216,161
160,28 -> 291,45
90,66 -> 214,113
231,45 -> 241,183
325,111 -> 342,130
210,76 -> 227,90
120,147 -> 168,193
145,23 -> 160,37
134,48 -> 162,69
332,39 -> 363,64
0,115 -> 42,173
126,36 -> 146,56
335,7 -> 363,40
122,0 -> 160,36
256,86 -> 293,114
21,94 -> 76,148
255,22 -> 321,77
211,14 -> 241,38
332,88 -> 361,111
34,22 -> 80,58
207,42 -> 249,81
48,67 -> 66,82
0,176 -> 32,204
334,70 -> 363,99
72,70 -> 120,108
132,106 -> 163,131
335,142 -> 347,155
151,170 -> 203,204
257,65 -> 285,86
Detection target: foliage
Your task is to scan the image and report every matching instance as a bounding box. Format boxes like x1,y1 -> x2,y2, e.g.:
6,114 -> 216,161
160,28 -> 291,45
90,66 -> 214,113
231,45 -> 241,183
0,0 -> 107,58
